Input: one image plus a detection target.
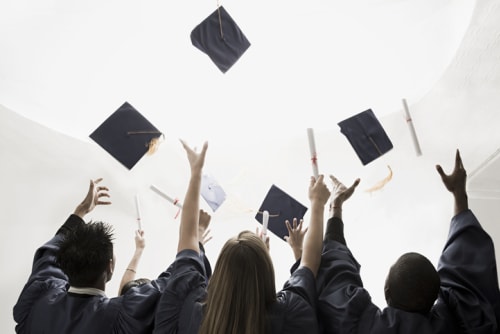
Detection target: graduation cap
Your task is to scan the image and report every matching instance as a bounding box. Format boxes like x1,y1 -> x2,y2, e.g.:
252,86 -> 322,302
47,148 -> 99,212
201,174 -> 226,212
338,109 -> 393,165
190,5 -> 251,73
255,185 -> 308,241
89,102 -> 163,170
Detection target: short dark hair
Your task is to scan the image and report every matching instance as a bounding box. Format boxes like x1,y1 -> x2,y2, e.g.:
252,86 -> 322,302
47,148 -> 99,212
120,278 -> 152,295
57,221 -> 114,287
384,252 -> 440,314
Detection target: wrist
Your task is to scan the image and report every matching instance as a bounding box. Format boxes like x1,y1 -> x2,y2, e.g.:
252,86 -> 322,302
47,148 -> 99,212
191,169 -> 203,177
73,206 -> 87,219
292,247 -> 302,261
310,201 -> 326,211
329,202 -> 342,217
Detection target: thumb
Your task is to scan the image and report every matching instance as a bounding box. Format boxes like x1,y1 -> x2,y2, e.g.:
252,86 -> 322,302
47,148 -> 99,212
85,179 -> 95,200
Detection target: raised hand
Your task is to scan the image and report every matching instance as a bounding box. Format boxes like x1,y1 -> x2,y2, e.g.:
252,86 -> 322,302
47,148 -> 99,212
198,209 -> 213,246
330,175 -> 360,209
309,175 -> 331,206
255,227 -> 270,251
74,178 -> 111,218
135,230 -> 146,251
436,149 -> 468,215
284,218 -> 308,261
180,139 -> 208,174
436,149 -> 467,195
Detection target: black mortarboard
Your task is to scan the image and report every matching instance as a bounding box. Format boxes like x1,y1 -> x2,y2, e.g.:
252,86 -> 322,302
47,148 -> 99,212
255,184 -> 308,241
89,102 -> 163,170
190,5 -> 251,73
338,109 -> 393,165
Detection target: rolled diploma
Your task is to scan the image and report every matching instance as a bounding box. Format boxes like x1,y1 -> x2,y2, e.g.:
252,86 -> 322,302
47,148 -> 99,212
262,210 -> 269,241
402,99 -> 422,156
135,194 -> 142,230
150,184 -> 183,208
307,128 -> 319,179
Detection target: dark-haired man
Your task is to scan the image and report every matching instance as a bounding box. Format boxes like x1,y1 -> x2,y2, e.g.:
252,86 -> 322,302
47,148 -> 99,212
13,178 -> 210,333
317,150 -> 500,333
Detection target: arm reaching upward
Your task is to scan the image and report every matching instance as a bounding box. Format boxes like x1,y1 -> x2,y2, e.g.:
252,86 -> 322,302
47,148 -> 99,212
118,229 -> 145,295
177,140 -> 208,253
300,175 -> 330,277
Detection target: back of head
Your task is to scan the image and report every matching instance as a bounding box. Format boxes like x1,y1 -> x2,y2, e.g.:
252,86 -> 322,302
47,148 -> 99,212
200,231 -> 276,334
57,221 -> 114,287
384,252 -> 440,314
120,278 -> 152,295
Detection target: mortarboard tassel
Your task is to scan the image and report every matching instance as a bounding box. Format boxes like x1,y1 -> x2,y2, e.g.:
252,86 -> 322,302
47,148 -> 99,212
365,165 -> 393,193
127,131 -> 164,155
256,210 -> 280,218
146,136 -> 164,155
216,1 -> 224,39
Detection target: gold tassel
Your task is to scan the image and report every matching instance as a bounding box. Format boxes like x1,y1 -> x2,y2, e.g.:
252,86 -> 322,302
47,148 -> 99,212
147,136 -> 163,155
127,131 -> 164,155
365,165 -> 393,193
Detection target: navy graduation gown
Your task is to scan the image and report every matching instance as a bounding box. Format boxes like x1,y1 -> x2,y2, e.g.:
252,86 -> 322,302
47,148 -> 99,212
13,214 -> 211,334
317,210 -> 499,333
153,249 -> 318,334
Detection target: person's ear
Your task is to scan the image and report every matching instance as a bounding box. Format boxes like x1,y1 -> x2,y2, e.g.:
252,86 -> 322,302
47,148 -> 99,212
384,279 -> 392,306
107,258 -> 115,281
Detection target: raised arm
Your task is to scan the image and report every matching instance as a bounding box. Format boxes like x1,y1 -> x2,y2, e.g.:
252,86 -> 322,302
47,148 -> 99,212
14,178 -> 111,329
118,229 -> 145,295
300,175 -> 330,277
437,150 -> 500,332
177,140 -> 208,253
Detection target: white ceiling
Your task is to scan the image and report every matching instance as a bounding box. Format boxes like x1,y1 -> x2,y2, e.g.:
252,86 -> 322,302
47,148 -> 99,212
2,0 -> 500,331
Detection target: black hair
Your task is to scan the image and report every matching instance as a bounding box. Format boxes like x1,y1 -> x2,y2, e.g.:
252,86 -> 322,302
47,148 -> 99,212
56,221 -> 114,287
120,278 -> 152,295
384,252 -> 440,314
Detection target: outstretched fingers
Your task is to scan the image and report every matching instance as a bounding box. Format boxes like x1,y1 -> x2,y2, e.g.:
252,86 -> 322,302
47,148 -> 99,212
95,180 -> 111,206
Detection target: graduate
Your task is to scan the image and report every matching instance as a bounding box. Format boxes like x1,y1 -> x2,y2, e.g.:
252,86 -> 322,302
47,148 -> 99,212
153,140 -> 331,334
317,150 -> 500,333
12,177 -> 211,333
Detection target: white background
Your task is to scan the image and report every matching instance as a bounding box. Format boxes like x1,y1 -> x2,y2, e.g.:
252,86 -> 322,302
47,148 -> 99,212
2,0 -> 500,332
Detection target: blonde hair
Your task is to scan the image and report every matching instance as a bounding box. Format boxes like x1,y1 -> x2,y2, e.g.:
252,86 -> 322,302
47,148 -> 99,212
199,231 -> 276,334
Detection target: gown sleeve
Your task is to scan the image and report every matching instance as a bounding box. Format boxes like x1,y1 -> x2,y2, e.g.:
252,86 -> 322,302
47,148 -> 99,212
153,249 -> 208,334
272,266 -> 318,334
316,238 -> 375,333
437,209 -> 500,333
13,215 -> 84,331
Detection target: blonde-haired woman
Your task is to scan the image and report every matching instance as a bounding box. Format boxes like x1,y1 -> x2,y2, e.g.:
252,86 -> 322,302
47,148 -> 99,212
153,140 -> 330,334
